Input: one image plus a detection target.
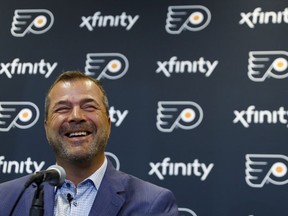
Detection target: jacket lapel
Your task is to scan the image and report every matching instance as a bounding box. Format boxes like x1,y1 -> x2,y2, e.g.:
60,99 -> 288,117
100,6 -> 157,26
22,182 -> 54,216
89,160 -> 126,216
43,183 -> 55,216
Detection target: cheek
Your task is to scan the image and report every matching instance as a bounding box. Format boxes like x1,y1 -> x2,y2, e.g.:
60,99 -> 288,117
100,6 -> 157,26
45,118 -> 62,133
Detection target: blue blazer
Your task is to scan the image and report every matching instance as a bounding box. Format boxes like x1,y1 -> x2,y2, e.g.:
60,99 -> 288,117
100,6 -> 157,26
0,160 -> 179,216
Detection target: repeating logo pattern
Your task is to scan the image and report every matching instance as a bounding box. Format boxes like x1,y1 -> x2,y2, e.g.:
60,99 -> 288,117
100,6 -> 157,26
80,11 -> 139,31
157,101 -> 203,132
166,5 -> 211,34
0,101 -> 39,132
178,208 -> 197,216
240,7 -> 288,28
0,156 -> 45,174
149,157 -> 214,181
233,105 -> 288,128
85,53 -> 129,80
105,152 -> 120,170
11,9 -> 54,37
0,58 -> 58,79
156,56 -> 218,78
245,154 -> 288,188
248,51 -> 288,82
5,3 -> 288,214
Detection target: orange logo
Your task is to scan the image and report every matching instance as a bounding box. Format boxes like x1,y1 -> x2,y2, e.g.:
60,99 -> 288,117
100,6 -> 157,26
11,9 -> 54,37
0,102 -> 39,132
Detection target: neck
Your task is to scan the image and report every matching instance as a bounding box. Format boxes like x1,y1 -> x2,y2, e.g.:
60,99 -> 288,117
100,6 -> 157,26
57,153 -> 105,186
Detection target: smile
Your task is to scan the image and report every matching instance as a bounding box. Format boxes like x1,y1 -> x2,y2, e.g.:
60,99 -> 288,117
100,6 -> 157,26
66,131 -> 91,138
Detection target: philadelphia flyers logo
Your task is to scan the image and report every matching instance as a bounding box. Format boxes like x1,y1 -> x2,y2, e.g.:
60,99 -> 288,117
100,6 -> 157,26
85,53 -> 129,80
157,101 -> 203,132
11,9 -> 54,37
248,51 -> 288,82
245,154 -> 288,188
0,101 -> 39,132
166,5 -> 211,34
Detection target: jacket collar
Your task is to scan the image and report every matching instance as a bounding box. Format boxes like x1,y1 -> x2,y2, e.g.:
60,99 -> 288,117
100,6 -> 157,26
41,159 -> 126,216
88,159 -> 126,216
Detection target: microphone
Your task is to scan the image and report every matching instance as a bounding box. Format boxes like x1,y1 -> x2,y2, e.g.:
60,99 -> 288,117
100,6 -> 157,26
9,165 -> 66,216
67,193 -> 73,204
25,165 -> 66,187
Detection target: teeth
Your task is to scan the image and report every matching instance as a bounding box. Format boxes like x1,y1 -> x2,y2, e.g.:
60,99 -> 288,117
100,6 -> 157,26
68,132 -> 87,137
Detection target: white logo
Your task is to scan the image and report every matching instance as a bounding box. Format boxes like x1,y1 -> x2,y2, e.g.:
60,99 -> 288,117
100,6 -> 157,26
80,11 -> 139,31
0,58 -> 58,79
105,152 -> 120,170
149,157 -> 214,181
246,154 -> 288,188
156,56 -> 218,78
240,7 -> 288,28
248,51 -> 288,82
109,106 -> 128,127
157,101 -> 203,132
233,105 -> 288,128
0,156 -> 45,174
0,101 -> 40,132
85,53 -> 129,80
178,208 -> 197,216
11,9 -> 54,37
166,5 -> 211,34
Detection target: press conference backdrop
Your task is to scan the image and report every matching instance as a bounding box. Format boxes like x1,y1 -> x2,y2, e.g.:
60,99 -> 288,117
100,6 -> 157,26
1,0 -> 288,215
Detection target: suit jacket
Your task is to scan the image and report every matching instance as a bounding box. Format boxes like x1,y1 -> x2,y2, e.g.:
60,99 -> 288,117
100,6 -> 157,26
0,160 -> 179,216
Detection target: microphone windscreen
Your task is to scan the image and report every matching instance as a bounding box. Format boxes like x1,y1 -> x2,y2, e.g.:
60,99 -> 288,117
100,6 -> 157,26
47,165 -> 66,186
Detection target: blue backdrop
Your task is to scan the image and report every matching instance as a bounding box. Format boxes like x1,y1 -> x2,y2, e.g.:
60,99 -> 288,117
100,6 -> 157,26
1,0 -> 288,215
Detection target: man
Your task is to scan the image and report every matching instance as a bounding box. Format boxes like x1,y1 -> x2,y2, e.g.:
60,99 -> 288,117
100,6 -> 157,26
0,71 -> 179,216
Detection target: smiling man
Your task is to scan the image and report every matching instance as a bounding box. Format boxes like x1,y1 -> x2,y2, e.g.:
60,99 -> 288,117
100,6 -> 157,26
0,71 -> 179,216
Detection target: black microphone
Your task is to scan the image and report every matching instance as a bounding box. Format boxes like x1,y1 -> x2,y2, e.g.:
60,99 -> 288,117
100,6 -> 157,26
67,193 -> 73,204
9,165 -> 66,216
25,165 -> 66,187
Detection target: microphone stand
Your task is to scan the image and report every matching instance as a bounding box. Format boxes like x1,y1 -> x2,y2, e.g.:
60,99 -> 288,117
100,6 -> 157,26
29,182 -> 44,216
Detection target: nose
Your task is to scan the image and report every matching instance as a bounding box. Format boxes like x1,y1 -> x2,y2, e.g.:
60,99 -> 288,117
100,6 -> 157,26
68,106 -> 85,122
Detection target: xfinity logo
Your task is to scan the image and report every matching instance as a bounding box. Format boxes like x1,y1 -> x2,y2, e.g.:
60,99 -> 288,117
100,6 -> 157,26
240,7 -> 288,28
0,156 -> 45,174
233,105 -> 288,128
80,11 -> 139,31
156,56 -> 218,78
149,157 -> 214,181
109,106 -> 128,127
0,58 -> 57,78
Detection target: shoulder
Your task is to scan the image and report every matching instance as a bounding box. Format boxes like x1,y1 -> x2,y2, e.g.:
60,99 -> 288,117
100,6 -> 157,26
126,173 -> 177,203
0,175 -> 32,214
0,175 -> 31,191
106,159 -> 176,199
0,175 -> 30,198
105,164 -> 179,215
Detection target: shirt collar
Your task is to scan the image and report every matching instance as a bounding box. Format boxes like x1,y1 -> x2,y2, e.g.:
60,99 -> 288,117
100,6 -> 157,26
55,156 -> 108,191
88,156 -> 107,189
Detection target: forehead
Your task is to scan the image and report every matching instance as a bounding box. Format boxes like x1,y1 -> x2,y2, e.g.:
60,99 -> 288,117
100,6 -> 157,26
49,79 -> 103,102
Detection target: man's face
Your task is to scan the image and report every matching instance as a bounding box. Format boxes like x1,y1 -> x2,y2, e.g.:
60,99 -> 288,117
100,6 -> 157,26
45,79 -> 111,162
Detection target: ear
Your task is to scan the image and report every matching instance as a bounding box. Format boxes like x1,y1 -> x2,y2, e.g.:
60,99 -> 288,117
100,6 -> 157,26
107,117 -> 111,137
44,120 -> 49,137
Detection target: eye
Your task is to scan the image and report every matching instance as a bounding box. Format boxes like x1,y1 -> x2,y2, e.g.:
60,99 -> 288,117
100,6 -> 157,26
82,104 -> 98,111
54,106 -> 71,113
